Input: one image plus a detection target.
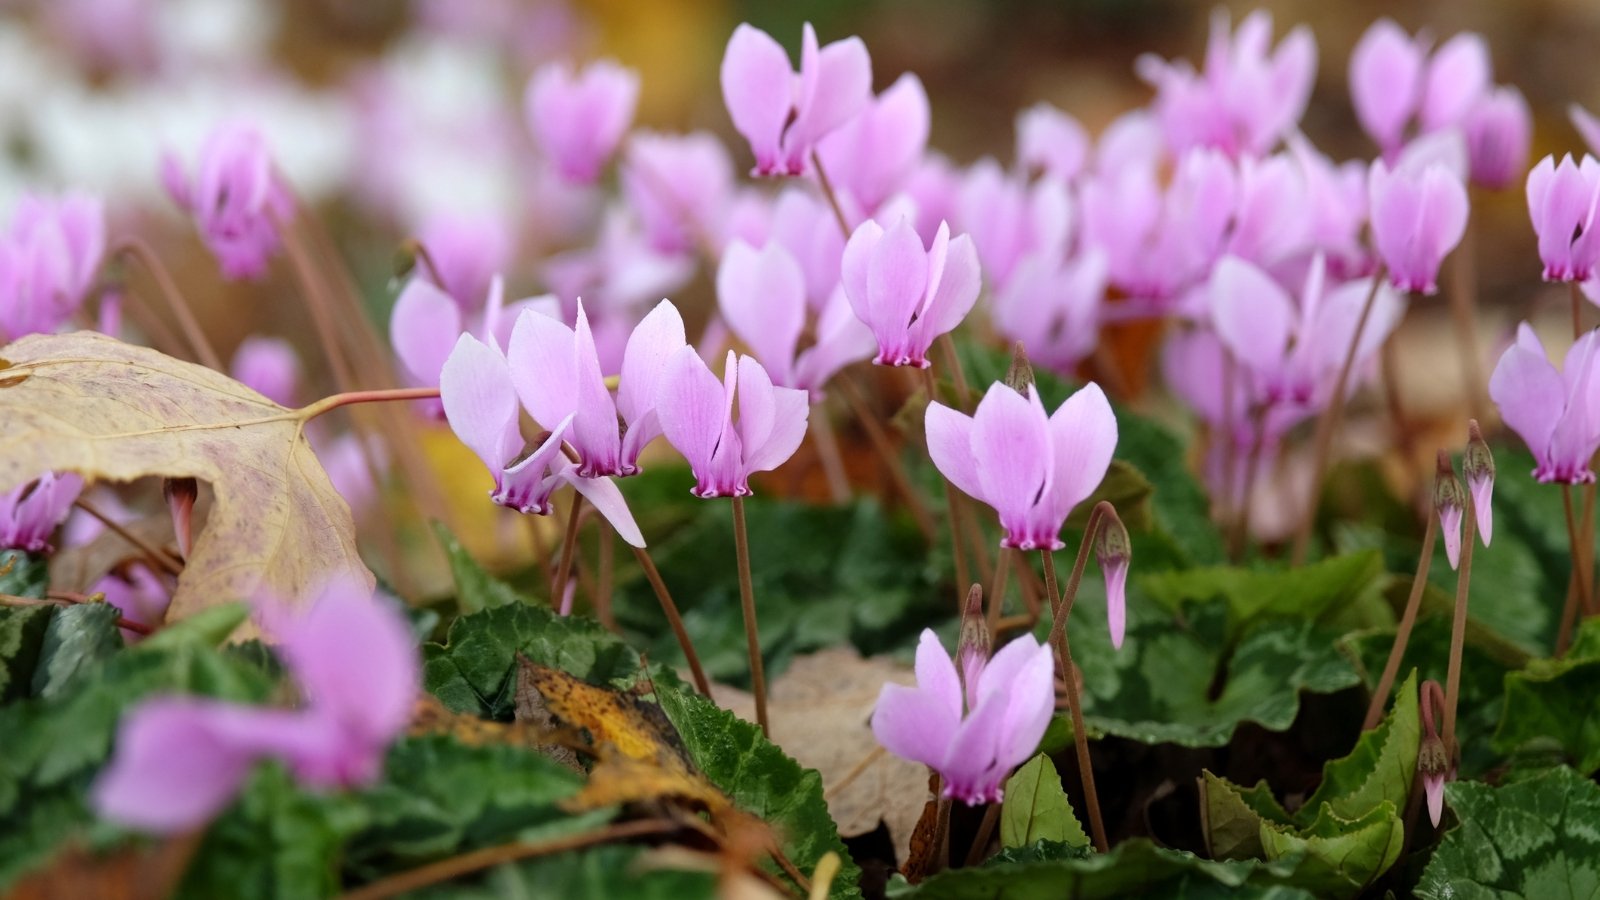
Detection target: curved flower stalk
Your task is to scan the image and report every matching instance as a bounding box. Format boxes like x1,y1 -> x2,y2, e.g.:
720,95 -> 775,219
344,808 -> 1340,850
720,22 -> 871,177
871,629 -> 1054,805
0,192 -> 104,342
525,59 -> 639,184
716,239 -> 873,400
93,578 -> 420,832
657,349 -> 810,498
841,218 -> 981,368
926,381 -> 1117,551
1488,323 -> 1600,485
1,472 -> 84,554
1136,8 -> 1316,158
507,299 -> 687,478
161,122 -> 293,280
438,332 -> 645,547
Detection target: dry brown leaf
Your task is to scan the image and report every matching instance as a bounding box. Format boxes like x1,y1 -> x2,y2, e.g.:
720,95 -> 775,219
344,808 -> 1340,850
5,832 -> 201,900
0,332 -> 369,636
49,514 -> 176,592
716,648 -> 929,866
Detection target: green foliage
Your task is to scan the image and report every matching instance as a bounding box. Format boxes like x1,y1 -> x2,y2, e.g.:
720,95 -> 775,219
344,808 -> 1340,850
887,837 -> 1312,899
655,683 -> 863,900
1200,674 -> 1418,898
611,484 -> 938,683
1416,766 -> 1600,899
30,602 -> 122,699
1493,618 -> 1600,774
1000,753 -> 1089,850
0,605 -> 54,703
410,845 -> 719,899
1141,550 -> 1390,636
432,523 -> 523,614
0,549 -> 49,597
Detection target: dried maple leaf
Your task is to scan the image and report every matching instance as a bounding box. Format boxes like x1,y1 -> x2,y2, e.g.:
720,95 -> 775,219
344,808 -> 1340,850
0,332 -> 370,636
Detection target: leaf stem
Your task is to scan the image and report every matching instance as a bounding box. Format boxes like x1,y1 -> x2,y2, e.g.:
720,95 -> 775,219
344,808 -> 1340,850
630,544 -> 713,700
1041,530 -> 1110,853
732,496 -> 769,737
1363,510 -> 1438,730
1290,266 -> 1388,566
336,818 -> 681,900
1441,490 -> 1477,759
109,238 -> 223,370
296,387 -> 442,422
808,151 -> 852,239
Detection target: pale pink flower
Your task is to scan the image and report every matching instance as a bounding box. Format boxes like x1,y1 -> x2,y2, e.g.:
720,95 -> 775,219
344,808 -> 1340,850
720,22 -> 871,177
657,349 -> 810,498
525,59 -> 639,184
161,122 -> 293,280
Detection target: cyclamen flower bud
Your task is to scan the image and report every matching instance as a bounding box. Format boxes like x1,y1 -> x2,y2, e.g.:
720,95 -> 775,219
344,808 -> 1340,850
1464,420 -> 1495,546
1093,504 -> 1132,650
163,477 -> 197,559
956,584 -> 989,704
1434,451 -> 1467,571
1418,679 -> 1452,827
1004,341 -> 1035,396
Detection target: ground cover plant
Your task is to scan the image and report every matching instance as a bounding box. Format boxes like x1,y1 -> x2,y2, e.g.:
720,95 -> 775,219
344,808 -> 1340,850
3,2 -> 1600,897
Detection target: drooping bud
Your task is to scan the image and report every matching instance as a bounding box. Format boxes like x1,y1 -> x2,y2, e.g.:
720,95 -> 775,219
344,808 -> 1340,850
1418,679 -> 1452,827
956,583 -> 989,711
1433,451 -> 1466,570
1004,341 -> 1035,395
1092,503 -> 1131,650
1464,419 -> 1495,546
163,477 -> 198,559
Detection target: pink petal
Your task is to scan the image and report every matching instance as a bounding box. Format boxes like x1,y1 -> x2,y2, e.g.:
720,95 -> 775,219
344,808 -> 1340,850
720,24 -> 794,173
390,279 -> 464,388
657,347 -> 727,483
1350,19 -> 1424,155
793,287 -> 875,395
1045,383 -> 1119,525
440,333 -> 521,474
1469,472 -> 1494,546
717,241 -> 806,387
872,683 -> 957,771
92,699 -> 263,832
787,28 -> 871,160
911,232 -> 981,352
1440,502 -> 1463,570
1017,103 -> 1088,181
565,468 -> 646,548
866,218 -> 931,339
1488,323 -> 1565,461
1572,105 -> 1600,158
1104,557 -> 1129,649
1424,772 -> 1445,827
230,336 -> 300,408
617,299 -> 688,427
984,639 -> 1055,771
840,218 -> 883,325
940,689 -> 1008,805
507,306 -> 578,432
737,355 -> 810,475
1420,33 -> 1490,132
1209,255 -> 1294,376
914,629 -> 963,722
925,401 -> 984,502
970,384 -> 1052,543
571,303 -> 623,474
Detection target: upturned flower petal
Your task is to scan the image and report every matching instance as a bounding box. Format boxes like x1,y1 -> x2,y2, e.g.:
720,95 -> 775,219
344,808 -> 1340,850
657,348 -> 809,498
1489,323 -> 1600,484
841,217 -> 981,368
1419,33 -> 1491,134
621,131 -> 735,255
721,22 -> 870,178
1526,154 -> 1600,282
1368,159 -> 1469,294
414,213 -> 512,309
990,249 -> 1107,375
162,122 -> 292,280
525,59 -> 639,184
1462,87 -> 1530,191
815,73 -> 929,216
1016,103 -> 1089,182
1349,19 -> 1425,157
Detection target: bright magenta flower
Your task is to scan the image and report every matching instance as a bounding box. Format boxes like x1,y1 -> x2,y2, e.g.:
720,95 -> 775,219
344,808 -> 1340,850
161,122 -> 293,280
0,192 -> 104,342
525,59 -> 638,184
657,349 -> 810,498
1,472 -> 83,553
871,629 -> 1054,805
93,579 -> 419,833
720,22 -> 871,177
927,381 -> 1117,551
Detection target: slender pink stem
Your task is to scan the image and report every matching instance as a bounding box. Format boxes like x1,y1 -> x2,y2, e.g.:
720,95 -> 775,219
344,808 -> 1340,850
732,496 -> 769,736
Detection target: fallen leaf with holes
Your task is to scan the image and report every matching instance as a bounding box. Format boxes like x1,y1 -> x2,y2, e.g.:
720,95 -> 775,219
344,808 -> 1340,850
516,656 -> 736,816
0,332 -> 370,636
717,647 -> 928,865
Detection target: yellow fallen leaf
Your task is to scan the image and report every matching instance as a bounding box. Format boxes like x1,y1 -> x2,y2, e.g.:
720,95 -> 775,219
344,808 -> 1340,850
0,332 -> 370,636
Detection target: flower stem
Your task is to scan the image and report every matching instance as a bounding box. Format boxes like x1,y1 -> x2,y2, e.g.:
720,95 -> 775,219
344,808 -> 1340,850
732,495 -> 769,737
630,544 -> 714,699
551,494 -> 584,609
596,520 -> 615,631
809,151 -> 852,238
1562,484 -> 1592,618
931,791 -> 953,874
1041,510 -> 1110,854
1573,280 -> 1587,340
1557,567 -> 1582,655
809,404 -> 853,503
1290,267 -> 1388,566
835,375 -> 937,541
986,547 -> 1012,637
1447,219 -> 1489,422
1441,491 -> 1477,758
1363,511 -> 1438,730
109,238 -> 223,371
964,804 -> 1002,866
1227,404 -> 1268,562
73,497 -> 183,576
936,334 -> 973,410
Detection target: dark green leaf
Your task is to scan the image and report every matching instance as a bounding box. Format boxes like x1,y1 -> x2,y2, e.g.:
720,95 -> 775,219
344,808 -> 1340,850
409,845 -> 718,899
1140,550 -> 1388,636
999,753 -> 1088,849
138,602 -> 250,651
433,522 -> 525,614
0,605 -> 54,704
1416,766 -> 1600,900
1296,671 -> 1419,825
30,602 -> 122,699
1493,618 -> 1600,775
0,550 -> 49,598
655,682 -> 863,900
989,839 -> 1096,865
887,837 -> 1312,899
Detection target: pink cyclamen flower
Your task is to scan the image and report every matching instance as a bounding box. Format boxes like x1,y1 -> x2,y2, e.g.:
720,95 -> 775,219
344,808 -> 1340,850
990,249 -> 1108,375
508,299 -> 687,478
161,122 -> 293,280
814,73 -> 930,218
1526,155 -> 1600,283
717,240 -> 873,399
1488,323 -> 1600,485
1135,9 -> 1316,158
414,213 -> 512,309
841,218 -> 981,368
391,275 -> 553,418
658,349 -> 810,498
1573,105 -> 1600,159
0,192 -> 105,342
1367,160 -> 1469,294
720,22 -> 871,177
621,131 -> 736,255
956,160 -> 1072,290
1463,87 -> 1531,192
525,59 -> 639,184
1464,421 -> 1495,546
93,578 -> 420,832
1016,103 -> 1089,183
1,472 -> 84,553
439,332 -> 646,545
871,629 -> 1054,805
230,336 -> 300,407
1350,21 -> 1491,159
926,381 -> 1117,551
